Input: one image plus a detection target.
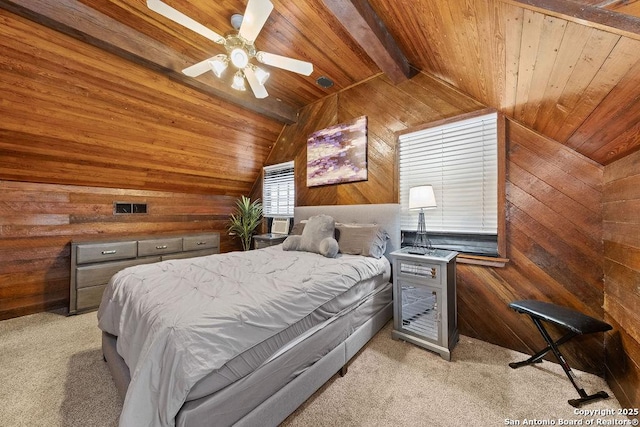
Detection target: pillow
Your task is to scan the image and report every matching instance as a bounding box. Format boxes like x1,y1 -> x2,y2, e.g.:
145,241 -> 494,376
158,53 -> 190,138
335,224 -> 389,258
282,215 -> 339,258
290,222 -> 306,235
282,235 -> 301,251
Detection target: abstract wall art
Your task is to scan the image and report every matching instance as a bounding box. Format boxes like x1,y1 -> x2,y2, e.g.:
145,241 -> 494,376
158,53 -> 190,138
306,115 -> 368,187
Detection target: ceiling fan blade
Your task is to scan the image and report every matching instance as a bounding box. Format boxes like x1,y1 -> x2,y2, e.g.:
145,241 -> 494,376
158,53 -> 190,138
256,51 -> 313,76
244,67 -> 269,99
238,0 -> 274,43
147,0 -> 225,45
182,58 -> 215,77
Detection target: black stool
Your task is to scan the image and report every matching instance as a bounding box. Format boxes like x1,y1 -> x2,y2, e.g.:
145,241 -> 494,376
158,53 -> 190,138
508,300 -> 612,407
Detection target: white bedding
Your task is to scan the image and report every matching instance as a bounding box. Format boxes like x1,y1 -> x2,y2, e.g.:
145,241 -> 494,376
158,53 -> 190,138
97,245 -> 390,427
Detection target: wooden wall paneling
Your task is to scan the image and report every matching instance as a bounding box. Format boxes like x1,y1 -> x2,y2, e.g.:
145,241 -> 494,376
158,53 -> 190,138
530,21 -> 592,131
367,0 -> 640,164
475,0 -> 507,109
260,70 -> 485,209
566,47 -> 640,162
604,316 -> 640,409
0,9 -> 282,196
605,1 -> 640,19
603,149 -> 640,407
503,3 -> 524,116
5,0 -> 640,166
455,119 -> 605,374
0,180 -> 242,320
497,119 -> 603,371
262,71 -> 607,374
543,30 -> 620,139
516,12 -> 567,124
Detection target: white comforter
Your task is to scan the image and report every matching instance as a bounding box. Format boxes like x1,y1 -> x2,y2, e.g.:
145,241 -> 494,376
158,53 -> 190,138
97,245 -> 388,427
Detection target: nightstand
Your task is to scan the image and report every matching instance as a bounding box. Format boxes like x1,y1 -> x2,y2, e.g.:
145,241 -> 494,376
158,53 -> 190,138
390,248 -> 458,360
253,233 -> 288,249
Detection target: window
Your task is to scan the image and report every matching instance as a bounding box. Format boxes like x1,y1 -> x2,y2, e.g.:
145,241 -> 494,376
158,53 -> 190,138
398,108 -> 505,259
263,161 -> 295,217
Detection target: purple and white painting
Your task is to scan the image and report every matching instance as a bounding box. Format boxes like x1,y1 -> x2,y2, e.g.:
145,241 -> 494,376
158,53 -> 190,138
306,116 -> 368,187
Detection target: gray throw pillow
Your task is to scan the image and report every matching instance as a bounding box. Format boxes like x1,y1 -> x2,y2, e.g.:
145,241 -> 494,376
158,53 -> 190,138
290,222 -> 306,235
283,214 -> 338,258
335,224 -> 389,258
282,235 -> 301,251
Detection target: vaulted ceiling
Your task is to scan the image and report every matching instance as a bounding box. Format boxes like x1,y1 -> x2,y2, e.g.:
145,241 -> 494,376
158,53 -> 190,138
3,0 -> 640,166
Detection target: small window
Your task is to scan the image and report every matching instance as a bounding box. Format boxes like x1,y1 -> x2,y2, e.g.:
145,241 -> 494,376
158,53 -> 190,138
263,161 -> 295,218
398,108 -> 506,258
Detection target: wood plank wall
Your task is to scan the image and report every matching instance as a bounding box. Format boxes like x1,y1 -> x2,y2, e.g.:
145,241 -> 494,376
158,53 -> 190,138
0,9 -> 282,195
0,180 -> 243,320
265,72 -> 606,374
0,10 -> 273,320
603,150 -> 640,408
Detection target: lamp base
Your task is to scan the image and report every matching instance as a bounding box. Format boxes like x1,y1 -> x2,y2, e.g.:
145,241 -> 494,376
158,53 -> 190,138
410,210 -> 432,255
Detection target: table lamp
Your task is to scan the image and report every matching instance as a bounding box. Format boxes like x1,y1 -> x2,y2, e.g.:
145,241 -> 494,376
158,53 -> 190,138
408,185 -> 437,254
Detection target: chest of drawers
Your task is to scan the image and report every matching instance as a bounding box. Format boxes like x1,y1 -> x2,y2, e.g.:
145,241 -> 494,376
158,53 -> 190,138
69,232 -> 219,314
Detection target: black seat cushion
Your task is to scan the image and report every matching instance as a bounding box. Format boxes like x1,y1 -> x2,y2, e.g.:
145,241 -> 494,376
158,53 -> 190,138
509,300 -> 612,335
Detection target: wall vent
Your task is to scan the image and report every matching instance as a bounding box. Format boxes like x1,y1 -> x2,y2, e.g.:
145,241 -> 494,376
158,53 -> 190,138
114,202 -> 148,214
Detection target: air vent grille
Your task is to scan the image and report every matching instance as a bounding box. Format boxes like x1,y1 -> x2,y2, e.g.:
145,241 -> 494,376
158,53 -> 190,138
114,202 -> 148,215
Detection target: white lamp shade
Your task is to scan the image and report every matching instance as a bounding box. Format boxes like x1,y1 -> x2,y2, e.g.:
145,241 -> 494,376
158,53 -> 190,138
409,185 -> 437,210
231,71 -> 247,91
208,55 -> 228,78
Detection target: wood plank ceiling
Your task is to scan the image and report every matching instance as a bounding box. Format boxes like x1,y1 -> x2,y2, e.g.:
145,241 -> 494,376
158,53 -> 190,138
1,0 -> 640,187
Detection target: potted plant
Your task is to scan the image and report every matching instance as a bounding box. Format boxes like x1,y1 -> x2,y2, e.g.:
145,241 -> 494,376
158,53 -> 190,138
228,195 -> 263,251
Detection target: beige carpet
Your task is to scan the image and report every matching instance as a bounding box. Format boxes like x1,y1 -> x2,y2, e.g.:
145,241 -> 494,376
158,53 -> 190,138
0,311 -> 631,427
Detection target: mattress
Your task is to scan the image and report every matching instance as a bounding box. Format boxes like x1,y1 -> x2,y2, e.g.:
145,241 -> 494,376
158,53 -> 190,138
178,282 -> 393,427
187,267 -> 389,400
97,245 -> 391,427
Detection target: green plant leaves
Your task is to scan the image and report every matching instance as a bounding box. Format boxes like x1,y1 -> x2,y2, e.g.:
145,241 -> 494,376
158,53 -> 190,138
228,196 -> 263,251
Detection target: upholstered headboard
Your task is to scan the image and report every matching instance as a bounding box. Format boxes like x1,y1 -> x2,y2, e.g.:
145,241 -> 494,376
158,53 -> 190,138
293,204 -> 400,262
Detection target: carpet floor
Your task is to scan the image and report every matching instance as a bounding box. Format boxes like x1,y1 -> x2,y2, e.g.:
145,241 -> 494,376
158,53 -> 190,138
0,311 -> 630,427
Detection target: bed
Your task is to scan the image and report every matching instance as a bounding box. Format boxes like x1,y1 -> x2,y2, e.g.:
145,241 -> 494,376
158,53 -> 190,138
99,203 -> 400,427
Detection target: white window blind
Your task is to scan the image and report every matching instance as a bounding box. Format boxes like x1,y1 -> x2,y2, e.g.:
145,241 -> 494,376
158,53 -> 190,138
263,161 -> 295,217
398,112 -> 498,234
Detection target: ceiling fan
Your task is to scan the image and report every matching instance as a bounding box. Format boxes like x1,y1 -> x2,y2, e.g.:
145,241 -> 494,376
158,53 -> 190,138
147,0 -> 314,99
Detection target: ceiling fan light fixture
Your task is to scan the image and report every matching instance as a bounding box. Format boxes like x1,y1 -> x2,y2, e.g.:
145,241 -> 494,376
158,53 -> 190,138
253,66 -> 270,85
209,55 -> 229,78
232,71 -> 247,91
230,47 -> 249,69
149,0 -> 314,99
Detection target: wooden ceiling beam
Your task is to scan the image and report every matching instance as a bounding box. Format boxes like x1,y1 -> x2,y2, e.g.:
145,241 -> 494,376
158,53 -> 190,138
0,0 -> 299,124
321,0 -> 416,84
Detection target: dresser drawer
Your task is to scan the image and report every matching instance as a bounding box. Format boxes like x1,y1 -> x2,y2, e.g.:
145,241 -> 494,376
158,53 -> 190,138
76,285 -> 107,312
76,241 -> 137,265
396,259 -> 442,285
75,257 -> 161,289
183,234 -> 220,252
138,237 -> 183,256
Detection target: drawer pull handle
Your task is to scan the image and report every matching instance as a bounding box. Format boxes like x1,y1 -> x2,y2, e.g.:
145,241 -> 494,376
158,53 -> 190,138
156,245 -> 168,249
102,250 -> 117,255
196,241 -> 207,245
